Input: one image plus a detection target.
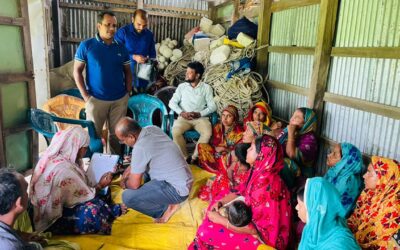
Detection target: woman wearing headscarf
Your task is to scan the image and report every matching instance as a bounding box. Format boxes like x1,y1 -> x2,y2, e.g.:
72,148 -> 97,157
198,105 -> 244,174
243,101 -> 273,133
30,126 -> 125,234
277,107 -> 318,189
296,177 -> 360,249
348,157 -> 400,249
324,143 -> 364,217
190,135 -> 292,250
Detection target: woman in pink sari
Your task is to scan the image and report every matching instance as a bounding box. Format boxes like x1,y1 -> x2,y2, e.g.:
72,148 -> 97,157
190,135 -> 292,250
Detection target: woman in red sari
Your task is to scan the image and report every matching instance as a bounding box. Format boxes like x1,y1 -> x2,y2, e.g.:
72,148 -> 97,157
243,101 -> 273,133
198,105 -> 244,174
190,135 -> 292,250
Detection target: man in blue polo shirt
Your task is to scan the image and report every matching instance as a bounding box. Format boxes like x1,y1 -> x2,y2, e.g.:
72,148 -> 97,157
115,9 -> 156,92
74,11 -> 132,155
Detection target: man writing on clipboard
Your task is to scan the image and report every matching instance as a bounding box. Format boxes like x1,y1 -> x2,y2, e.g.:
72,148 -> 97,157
115,117 -> 193,223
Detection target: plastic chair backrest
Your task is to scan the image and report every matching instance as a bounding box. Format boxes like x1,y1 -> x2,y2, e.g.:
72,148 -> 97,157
59,88 -> 83,100
43,95 -> 86,130
29,108 -> 103,156
127,94 -> 169,133
154,86 -> 177,113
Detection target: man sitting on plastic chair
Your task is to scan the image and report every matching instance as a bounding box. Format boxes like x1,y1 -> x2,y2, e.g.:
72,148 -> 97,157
169,61 -> 217,164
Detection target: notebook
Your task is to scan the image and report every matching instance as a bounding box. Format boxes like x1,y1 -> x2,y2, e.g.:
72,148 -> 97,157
86,153 -> 119,192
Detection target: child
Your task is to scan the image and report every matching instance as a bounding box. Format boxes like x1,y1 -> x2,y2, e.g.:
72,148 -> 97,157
217,200 -> 252,227
227,143 -> 251,192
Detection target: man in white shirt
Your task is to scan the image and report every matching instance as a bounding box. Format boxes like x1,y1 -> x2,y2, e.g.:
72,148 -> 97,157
169,61 -> 217,163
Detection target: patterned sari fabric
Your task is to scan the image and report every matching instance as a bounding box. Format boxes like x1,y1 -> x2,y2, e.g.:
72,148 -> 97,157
324,143 -> 364,217
243,101 -> 273,132
30,127 -> 119,234
277,108 -> 318,188
192,135 -> 292,250
299,177 -> 360,250
348,157 -> 400,249
198,105 -> 244,174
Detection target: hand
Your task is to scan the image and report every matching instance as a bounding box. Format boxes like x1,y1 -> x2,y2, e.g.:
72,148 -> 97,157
98,172 -> 113,189
83,93 -> 91,102
180,112 -> 192,120
133,55 -> 147,64
190,112 -> 201,119
120,166 -> 131,189
287,124 -> 298,135
207,210 -> 225,225
18,231 -> 46,245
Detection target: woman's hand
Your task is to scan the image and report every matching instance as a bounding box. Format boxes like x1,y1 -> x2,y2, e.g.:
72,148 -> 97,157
287,124 -> 298,135
207,210 -> 226,225
98,172 -> 113,189
120,166 -> 131,189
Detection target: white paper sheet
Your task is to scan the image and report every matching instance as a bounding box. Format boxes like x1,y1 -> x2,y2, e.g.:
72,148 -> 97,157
86,153 -> 119,191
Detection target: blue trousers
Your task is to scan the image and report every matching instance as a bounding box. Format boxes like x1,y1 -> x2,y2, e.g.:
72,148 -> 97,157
122,179 -> 188,218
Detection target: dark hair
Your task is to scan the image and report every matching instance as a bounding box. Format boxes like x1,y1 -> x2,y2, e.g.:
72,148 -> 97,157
0,169 -> 22,215
187,61 -> 205,79
255,135 -> 263,154
118,117 -> 142,137
133,9 -> 148,20
227,200 -> 252,227
98,11 -> 116,23
235,143 -> 251,169
297,107 -> 307,118
296,185 -> 305,202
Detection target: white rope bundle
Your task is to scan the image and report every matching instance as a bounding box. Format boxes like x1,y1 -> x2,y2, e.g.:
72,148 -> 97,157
164,45 -> 196,85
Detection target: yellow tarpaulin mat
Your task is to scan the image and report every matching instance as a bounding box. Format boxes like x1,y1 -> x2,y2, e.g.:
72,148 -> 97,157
53,165 -> 213,250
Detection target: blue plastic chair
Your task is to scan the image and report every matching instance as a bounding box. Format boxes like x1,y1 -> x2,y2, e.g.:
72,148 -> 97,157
127,94 -> 169,133
169,112 -> 219,140
29,108 -> 103,156
59,88 -> 83,100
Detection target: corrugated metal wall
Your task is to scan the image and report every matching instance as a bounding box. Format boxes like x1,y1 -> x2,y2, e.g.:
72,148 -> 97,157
269,89 -> 308,121
57,0 -> 207,65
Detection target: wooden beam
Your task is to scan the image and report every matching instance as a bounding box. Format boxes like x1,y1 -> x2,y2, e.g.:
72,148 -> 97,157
271,0 -> 320,12
308,0 -> 339,135
268,46 -> 315,55
331,47 -> 400,59
0,72 -> 34,84
267,80 -> 309,96
0,16 -> 25,26
323,92 -> 400,120
144,4 -> 209,15
0,102 -> 5,165
208,1 -> 217,22
94,0 -> 137,7
256,0 -> 273,78
2,124 -> 32,137
232,0 -> 240,25
147,11 -> 202,20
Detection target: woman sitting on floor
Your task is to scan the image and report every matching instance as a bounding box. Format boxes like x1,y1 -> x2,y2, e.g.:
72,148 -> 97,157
198,143 -> 251,201
296,177 -> 360,249
324,142 -> 364,217
243,101 -> 273,133
198,105 -> 243,174
190,135 -> 292,250
277,107 -> 318,189
30,126 -> 126,235
348,156 -> 400,249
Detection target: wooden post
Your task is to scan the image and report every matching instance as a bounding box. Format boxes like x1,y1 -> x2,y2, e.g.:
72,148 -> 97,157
208,2 -> 217,22
256,0 -> 273,78
231,0 -> 240,25
308,0 -> 339,132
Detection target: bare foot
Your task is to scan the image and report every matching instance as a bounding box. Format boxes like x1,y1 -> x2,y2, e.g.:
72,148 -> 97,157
121,204 -> 128,215
154,204 -> 181,223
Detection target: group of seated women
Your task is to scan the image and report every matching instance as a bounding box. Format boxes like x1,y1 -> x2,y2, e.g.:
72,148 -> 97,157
192,101 -> 399,250
23,100 -> 399,250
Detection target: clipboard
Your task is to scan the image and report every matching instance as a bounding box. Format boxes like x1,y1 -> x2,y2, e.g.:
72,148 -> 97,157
86,153 -> 119,192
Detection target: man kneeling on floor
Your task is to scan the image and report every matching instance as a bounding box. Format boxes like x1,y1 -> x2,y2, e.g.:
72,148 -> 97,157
116,117 -> 193,223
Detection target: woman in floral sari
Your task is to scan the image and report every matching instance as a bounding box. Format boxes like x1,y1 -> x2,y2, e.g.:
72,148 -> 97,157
198,105 -> 244,174
348,156 -> 400,249
30,126 -> 125,234
190,135 -> 292,250
277,107 -> 318,189
324,143 -> 364,217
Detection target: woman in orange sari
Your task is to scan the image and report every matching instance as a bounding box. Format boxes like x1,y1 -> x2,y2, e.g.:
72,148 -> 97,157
198,105 -> 244,174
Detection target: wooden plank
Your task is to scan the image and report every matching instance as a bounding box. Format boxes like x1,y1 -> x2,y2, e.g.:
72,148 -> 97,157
2,124 -> 32,136
147,11 -> 202,20
308,0 -> 339,135
0,16 -> 25,26
20,0 -> 38,171
144,4 -> 208,15
271,0 -> 320,12
331,47 -> 400,59
268,46 -> 315,55
208,1 -> 217,22
256,0 -> 273,78
0,72 -> 34,84
267,80 -> 309,96
93,0 -> 137,7
232,0 -> 240,25
323,92 -> 400,120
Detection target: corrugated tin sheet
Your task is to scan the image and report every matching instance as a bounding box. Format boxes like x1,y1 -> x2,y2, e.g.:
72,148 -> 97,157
270,4 -> 319,47
59,0 -> 206,64
327,57 -> 400,107
269,88 -> 307,121
322,102 -> 400,160
268,52 -> 314,88
335,0 -> 400,47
